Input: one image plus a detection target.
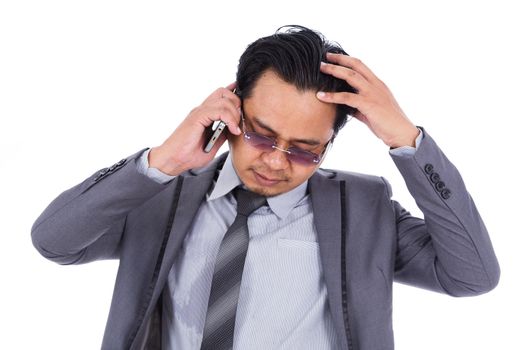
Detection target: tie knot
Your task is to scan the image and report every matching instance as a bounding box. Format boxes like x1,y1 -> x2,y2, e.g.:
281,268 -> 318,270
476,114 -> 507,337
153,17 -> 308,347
234,187 -> 267,216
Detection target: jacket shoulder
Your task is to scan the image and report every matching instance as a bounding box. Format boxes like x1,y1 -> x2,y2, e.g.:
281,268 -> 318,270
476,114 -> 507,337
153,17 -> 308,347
316,167 -> 391,197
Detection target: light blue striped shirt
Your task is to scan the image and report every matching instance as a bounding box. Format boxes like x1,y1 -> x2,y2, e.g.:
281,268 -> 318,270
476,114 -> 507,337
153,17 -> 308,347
137,131 -> 421,349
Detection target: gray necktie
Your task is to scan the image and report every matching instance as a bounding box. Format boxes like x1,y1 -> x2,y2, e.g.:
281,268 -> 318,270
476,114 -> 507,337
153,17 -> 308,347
200,187 -> 267,350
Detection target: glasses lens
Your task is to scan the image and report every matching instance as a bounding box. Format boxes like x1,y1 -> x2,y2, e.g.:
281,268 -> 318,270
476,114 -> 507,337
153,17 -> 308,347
287,147 -> 320,165
244,132 -> 275,151
241,117 -> 324,166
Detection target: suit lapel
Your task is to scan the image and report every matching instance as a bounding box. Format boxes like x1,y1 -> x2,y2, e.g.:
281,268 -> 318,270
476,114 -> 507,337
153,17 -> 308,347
309,171 -> 350,350
163,153 -> 228,269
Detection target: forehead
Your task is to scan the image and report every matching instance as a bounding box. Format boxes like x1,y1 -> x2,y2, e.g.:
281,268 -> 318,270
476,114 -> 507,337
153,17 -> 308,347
243,70 -> 336,142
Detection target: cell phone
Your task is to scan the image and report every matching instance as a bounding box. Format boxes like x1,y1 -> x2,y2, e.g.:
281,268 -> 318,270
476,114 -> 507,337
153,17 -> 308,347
203,88 -> 238,153
203,120 -> 227,153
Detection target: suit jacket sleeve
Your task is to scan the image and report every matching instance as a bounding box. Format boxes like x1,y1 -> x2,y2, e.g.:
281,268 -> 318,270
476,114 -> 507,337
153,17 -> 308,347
31,148 -> 170,265
388,128 -> 500,296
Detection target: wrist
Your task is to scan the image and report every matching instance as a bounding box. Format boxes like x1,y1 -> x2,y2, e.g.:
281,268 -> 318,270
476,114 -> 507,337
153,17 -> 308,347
148,146 -> 188,176
388,126 -> 419,149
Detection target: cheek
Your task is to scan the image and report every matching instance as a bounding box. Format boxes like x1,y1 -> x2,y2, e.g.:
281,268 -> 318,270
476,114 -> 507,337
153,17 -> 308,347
292,167 -> 314,182
229,138 -> 258,168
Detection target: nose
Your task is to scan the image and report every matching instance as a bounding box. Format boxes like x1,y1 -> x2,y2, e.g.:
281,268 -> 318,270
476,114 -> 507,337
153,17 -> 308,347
260,145 -> 290,171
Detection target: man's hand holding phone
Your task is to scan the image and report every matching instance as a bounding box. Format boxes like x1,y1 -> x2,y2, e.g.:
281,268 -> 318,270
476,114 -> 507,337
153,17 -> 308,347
148,82 -> 242,176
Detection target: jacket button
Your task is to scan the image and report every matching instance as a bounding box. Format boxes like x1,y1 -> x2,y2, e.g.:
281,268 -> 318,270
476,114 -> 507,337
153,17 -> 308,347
441,188 -> 452,199
109,164 -> 118,171
430,172 -> 440,183
117,158 -> 126,166
99,167 -> 109,176
424,164 -> 434,174
435,181 -> 446,192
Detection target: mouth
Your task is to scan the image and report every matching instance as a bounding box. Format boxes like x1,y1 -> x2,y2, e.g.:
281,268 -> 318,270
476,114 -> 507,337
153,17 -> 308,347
252,170 -> 285,186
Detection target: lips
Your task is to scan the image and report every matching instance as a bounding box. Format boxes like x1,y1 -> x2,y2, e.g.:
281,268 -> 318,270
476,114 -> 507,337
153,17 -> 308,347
252,170 -> 285,186
255,171 -> 282,182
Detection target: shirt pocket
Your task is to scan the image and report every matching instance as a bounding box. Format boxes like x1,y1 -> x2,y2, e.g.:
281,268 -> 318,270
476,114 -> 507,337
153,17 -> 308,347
276,238 -> 323,281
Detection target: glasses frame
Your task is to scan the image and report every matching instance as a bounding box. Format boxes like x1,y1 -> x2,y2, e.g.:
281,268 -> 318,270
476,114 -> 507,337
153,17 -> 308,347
239,107 -> 334,166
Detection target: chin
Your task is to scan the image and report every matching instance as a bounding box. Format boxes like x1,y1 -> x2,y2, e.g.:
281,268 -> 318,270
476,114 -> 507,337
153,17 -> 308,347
244,182 -> 283,197
241,176 -> 290,197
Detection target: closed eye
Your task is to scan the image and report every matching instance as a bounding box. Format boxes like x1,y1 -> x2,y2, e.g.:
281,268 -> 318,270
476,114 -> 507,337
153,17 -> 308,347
253,117 -> 322,147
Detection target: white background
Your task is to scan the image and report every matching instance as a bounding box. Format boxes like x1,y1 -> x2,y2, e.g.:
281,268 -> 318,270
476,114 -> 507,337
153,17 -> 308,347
1,0 -> 523,349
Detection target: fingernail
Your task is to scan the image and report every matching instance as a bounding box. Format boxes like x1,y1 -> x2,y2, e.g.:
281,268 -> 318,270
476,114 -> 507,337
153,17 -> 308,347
320,61 -> 327,66
317,91 -> 326,98
237,126 -> 242,134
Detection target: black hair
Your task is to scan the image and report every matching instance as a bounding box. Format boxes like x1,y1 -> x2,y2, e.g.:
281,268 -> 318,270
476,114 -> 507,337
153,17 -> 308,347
236,25 -> 357,136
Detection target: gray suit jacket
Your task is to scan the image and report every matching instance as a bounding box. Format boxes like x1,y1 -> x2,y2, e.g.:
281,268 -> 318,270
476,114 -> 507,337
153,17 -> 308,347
31,129 -> 499,350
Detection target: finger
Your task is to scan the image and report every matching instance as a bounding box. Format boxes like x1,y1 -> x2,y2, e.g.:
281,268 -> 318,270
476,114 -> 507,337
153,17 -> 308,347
225,81 -> 237,91
214,87 -> 241,108
316,91 -> 362,109
320,61 -> 367,92
220,88 -> 242,109
217,90 -> 242,119
204,87 -> 241,109
203,101 -> 242,135
352,111 -> 376,136
218,97 -> 242,132
353,111 -> 368,125
326,53 -> 379,83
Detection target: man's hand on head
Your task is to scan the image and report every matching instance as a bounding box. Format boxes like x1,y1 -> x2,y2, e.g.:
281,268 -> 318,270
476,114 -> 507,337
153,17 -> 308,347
149,82 -> 242,176
317,53 -> 419,148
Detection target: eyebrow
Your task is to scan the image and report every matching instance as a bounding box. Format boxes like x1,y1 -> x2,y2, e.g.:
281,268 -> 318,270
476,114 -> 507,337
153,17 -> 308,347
252,117 -> 322,146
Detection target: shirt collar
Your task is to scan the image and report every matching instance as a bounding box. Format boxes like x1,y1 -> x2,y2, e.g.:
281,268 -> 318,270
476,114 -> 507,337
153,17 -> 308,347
208,153 -> 308,219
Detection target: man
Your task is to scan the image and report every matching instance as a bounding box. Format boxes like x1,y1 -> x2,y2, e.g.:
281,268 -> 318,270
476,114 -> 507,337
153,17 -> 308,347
32,26 -> 500,349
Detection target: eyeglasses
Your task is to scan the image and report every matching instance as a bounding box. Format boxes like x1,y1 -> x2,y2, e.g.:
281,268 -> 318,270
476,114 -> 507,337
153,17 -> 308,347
240,109 -> 333,166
